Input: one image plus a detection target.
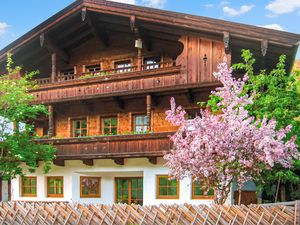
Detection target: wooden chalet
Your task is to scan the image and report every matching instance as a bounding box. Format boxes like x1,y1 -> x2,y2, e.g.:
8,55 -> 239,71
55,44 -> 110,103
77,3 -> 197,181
0,0 -> 299,205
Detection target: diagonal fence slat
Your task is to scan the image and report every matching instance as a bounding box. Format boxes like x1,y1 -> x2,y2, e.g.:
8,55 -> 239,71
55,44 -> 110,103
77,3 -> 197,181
0,201 -> 298,225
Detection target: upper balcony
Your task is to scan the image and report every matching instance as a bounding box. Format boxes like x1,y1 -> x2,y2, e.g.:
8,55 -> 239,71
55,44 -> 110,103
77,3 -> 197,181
31,61 -> 182,104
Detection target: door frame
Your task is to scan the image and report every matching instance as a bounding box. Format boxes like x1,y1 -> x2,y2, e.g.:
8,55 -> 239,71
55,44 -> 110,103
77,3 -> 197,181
114,177 -> 143,204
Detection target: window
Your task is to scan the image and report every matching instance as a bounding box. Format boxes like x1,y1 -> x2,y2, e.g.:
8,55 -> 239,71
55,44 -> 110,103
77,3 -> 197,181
115,177 -> 143,205
192,179 -> 214,199
156,175 -> 179,199
114,60 -> 132,73
80,177 -> 101,198
72,119 -> 87,137
102,117 -> 118,135
47,176 -> 63,198
21,176 -> 37,197
86,64 -> 101,73
144,57 -> 161,70
133,115 -> 148,133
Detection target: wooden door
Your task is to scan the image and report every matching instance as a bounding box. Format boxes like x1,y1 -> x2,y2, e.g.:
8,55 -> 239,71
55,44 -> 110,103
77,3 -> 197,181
234,191 -> 257,205
115,177 -> 143,205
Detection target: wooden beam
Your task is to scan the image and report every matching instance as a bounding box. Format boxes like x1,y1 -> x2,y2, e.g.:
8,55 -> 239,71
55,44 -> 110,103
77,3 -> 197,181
51,53 -> 56,82
53,159 -> 65,167
148,157 -> 157,165
114,158 -> 124,165
85,12 -> 109,47
223,32 -> 230,54
146,95 -> 152,132
40,33 -> 69,63
137,43 -> 142,71
82,159 -> 94,166
130,15 -> 136,32
48,105 -> 54,137
130,17 -> 152,52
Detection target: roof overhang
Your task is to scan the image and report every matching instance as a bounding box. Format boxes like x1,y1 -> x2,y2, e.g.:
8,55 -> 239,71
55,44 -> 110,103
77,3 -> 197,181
0,0 -> 299,72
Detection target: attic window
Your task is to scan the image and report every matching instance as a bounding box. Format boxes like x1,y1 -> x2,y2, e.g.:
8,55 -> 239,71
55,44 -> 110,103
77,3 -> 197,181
115,60 -> 132,73
144,57 -> 161,70
86,64 -> 101,73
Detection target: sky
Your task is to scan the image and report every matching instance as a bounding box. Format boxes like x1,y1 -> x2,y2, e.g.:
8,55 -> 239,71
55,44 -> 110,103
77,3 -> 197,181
0,0 -> 299,58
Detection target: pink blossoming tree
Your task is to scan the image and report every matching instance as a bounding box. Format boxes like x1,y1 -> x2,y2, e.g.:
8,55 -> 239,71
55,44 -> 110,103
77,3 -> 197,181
165,58 -> 298,204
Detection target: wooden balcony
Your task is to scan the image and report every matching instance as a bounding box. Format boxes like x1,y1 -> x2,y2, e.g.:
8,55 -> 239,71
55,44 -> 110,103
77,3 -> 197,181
31,62 -> 188,104
35,132 -> 173,165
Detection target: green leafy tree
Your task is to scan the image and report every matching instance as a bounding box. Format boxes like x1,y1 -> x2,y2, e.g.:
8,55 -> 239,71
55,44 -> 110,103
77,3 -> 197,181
206,50 -> 300,201
0,54 -> 56,180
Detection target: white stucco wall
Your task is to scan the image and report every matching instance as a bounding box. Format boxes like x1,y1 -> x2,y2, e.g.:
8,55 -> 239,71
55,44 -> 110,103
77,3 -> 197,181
1,180 -> 9,201
11,157 -> 234,205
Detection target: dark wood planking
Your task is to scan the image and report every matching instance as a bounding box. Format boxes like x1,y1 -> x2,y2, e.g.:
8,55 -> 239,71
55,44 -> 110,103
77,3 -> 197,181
32,66 -> 181,103
1,0 -> 299,63
84,1 -> 300,46
36,132 -> 173,160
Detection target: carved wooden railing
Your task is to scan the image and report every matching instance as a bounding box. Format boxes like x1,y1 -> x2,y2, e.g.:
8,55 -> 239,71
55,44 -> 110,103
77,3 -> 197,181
35,61 -> 176,85
35,132 -> 173,160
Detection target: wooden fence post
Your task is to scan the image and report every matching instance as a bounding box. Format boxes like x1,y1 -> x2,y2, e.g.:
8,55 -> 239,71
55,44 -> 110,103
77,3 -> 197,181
295,200 -> 300,225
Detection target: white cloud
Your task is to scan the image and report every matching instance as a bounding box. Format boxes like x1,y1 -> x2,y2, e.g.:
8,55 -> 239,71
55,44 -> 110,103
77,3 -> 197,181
142,0 -> 166,9
0,22 -> 8,36
223,5 -> 254,17
266,0 -> 300,16
257,24 -> 285,31
109,0 -> 136,4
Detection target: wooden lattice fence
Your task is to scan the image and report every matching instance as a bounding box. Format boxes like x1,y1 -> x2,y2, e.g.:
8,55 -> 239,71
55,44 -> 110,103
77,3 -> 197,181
0,201 -> 299,225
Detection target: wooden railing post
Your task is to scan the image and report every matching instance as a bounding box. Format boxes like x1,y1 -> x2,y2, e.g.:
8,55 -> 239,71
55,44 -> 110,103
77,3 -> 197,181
137,47 -> 142,71
51,53 -> 56,82
146,95 -> 152,132
48,105 -> 54,137
295,201 -> 300,225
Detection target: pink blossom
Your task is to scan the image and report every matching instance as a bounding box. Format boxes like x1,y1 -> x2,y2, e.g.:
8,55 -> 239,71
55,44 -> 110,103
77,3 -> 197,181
164,58 -> 299,204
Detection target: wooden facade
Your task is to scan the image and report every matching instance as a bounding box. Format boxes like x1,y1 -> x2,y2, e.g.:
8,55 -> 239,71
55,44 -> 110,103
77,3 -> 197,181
1,0 -> 300,165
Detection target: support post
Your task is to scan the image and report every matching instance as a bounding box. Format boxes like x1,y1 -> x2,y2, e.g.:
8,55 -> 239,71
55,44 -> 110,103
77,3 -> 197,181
146,95 -> 152,132
48,105 -> 54,137
137,46 -> 142,71
51,53 -> 57,82
295,201 -> 300,225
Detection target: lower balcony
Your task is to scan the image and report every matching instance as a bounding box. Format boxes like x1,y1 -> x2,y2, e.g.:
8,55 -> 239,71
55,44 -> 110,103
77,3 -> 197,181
35,132 -> 173,166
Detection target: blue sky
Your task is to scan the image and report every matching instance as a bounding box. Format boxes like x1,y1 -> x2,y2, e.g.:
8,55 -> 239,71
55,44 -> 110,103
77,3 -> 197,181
0,0 -> 299,58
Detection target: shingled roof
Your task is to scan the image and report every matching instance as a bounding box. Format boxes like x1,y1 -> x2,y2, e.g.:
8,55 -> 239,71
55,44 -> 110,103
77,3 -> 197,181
0,0 -> 299,72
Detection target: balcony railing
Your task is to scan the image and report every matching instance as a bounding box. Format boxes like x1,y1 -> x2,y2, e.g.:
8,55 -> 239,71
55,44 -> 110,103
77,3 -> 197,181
35,132 -> 173,160
35,61 -> 176,86
31,61 -> 181,104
